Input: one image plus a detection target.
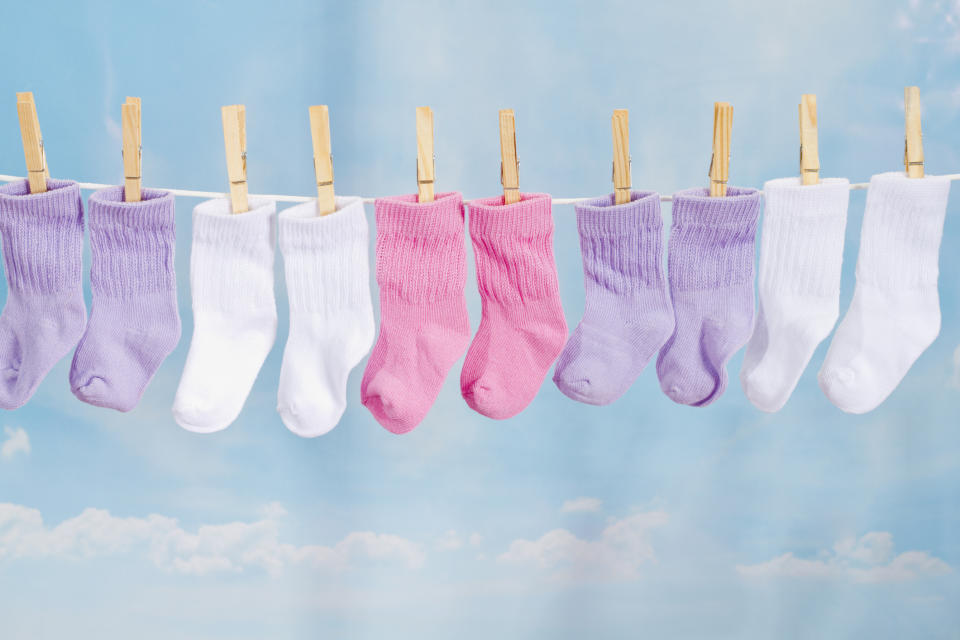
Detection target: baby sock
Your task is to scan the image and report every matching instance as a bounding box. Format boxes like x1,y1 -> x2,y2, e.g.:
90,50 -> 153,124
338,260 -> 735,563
657,187 -> 761,406
70,186 -> 180,411
461,193 -> 567,419
553,191 -> 673,405
819,172 -> 951,414
360,192 -> 470,434
172,197 -> 277,433
0,179 -> 86,409
740,178 -> 849,412
277,197 -> 374,437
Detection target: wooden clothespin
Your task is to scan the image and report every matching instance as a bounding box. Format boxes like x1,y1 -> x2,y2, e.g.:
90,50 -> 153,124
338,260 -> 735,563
904,86 -> 924,179
612,109 -> 631,204
309,105 -> 336,215
499,109 -> 520,205
799,94 -> 819,185
416,106 -> 435,203
122,96 -> 142,202
221,104 -> 248,213
709,102 -> 733,197
16,92 -> 48,194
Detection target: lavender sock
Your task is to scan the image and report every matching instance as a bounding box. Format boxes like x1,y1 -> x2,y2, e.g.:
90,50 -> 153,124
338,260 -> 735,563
656,186 -> 760,406
0,179 -> 87,409
553,191 -> 673,405
70,186 -> 180,411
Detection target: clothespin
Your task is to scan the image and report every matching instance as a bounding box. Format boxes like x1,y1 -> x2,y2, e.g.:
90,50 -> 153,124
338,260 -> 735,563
612,109 -> 631,204
904,86 -> 924,179
16,92 -> 48,194
416,106 -> 435,203
308,105 -> 336,215
499,109 -> 520,205
708,102 -> 733,197
799,94 -> 820,185
221,104 -> 248,213
122,96 -> 142,202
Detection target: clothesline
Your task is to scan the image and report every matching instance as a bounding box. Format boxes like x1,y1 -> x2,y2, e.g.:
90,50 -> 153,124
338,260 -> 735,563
2,173 -> 960,205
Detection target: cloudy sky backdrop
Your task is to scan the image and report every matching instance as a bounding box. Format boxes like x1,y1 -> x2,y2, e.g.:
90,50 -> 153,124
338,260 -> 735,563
1,1 -> 959,638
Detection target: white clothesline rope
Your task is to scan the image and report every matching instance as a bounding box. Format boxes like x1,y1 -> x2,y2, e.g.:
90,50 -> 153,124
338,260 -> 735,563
2,173 -> 960,205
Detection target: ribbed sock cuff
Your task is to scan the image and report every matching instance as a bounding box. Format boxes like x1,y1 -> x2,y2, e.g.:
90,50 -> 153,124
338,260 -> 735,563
671,186 -> 761,228
467,193 -> 558,301
374,191 -> 464,238
374,191 -> 466,302
193,197 -> 276,260
468,192 -> 552,239
0,178 -> 84,294
575,191 -> 665,289
668,186 -> 760,290
279,196 -> 366,251
762,177 -> 850,216
575,191 -> 661,234
88,186 -> 176,297
857,171 -> 951,288
279,196 -> 370,313
759,178 -> 849,296
191,197 -> 277,312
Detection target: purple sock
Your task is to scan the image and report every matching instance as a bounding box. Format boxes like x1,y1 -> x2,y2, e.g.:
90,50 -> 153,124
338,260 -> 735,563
70,186 -> 180,411
553,191 -> 673,405
0,179 -> 87,409
656,186 -> 761,406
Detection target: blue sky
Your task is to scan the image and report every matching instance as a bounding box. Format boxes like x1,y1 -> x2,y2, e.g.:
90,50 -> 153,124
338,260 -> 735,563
1,0 -> 960,638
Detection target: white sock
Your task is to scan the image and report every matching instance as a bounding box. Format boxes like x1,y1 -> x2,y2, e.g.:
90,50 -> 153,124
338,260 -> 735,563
740,177 -> 849,412
819,172 -> 951,414
173,198 -> 278,433
276,197 -> 374,437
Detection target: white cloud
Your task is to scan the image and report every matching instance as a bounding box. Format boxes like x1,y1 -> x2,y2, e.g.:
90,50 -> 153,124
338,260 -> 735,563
1,427 -> 30,460
737,532 -> 952,584
468,533 -> 484,546
436,530 -> 463,551
0,503 -> 424,576
559,497 -> 603,514
498,510 -> 668,582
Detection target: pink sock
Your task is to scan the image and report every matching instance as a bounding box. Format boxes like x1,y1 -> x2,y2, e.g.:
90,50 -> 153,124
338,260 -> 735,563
361,192 -> 470,434
461,193 -> 567,419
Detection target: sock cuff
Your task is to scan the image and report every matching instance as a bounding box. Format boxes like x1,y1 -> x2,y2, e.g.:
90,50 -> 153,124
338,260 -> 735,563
279,197 -> 371,313
758,178 -> 849,296
193,197 -> 276,257
374,192 -> 466,302
279,196 -> 367,251
668,187 -> 760,291
191,197 -> 276,312
857,171 -> 951,288
762,177 -> 850,217
670,186 -> 761,229
467,193 -> 560,302
88,186 -> 176,230
0,178 -> 84,221
0,178 -> 84,294
87,186 -> 176,297
575,191 -> 662,234
374,191 -> 464,238
467,193 -> 553,239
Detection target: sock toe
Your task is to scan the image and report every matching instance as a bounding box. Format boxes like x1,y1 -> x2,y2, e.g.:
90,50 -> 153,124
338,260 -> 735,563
461,376 -> 532,420
362,371 -> 424,434
818,363 -> 879,414
741,368 -> 788,413
172,397 -> 235,434
553,359 -> 622,406
73,376 -> 114,408
277,401 -> 342,438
